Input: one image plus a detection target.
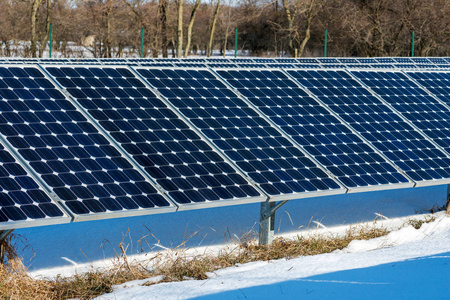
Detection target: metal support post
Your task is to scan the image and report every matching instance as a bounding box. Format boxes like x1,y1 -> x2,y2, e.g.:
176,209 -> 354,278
49,23 -> 53,58
324,29 -> 328,57
259,200 -> 289,245
411,31 -> 415,57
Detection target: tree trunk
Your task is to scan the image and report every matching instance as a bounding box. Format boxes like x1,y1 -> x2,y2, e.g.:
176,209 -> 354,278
223,29 -> 228,58
38,0 -> 51,58
176,0 -> 183,58
159,0 -> 168,57
105,0 -> 112,58
207,0 -> 220,57
30,0 -> 43,58
184,0 -> 201,58
298,0 -> 315,57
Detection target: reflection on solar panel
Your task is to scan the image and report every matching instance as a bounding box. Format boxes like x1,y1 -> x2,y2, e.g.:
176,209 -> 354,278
351,70 -> 450,157
216,69 -> 411,191
0,142 -> 68,228
0,65 -> 172,220
137,68 -> 345,200
46,66 -> 264,207
288,69 -> 450,185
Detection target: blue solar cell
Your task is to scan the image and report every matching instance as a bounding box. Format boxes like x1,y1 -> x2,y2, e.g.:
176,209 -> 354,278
216,69 -> 410,189
138,68 -> 344,199
407,71 -> 450,106
288,69 -> 450,184
0,138 -> 67,226
352,70 -> 450,160
46,66 -> 263,205
0,66 -> 171,219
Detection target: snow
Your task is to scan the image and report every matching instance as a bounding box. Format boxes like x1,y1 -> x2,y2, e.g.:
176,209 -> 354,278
96,212 -> 450,300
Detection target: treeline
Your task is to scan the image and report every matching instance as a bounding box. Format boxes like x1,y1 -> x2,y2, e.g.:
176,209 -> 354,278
0,0 -> 449,58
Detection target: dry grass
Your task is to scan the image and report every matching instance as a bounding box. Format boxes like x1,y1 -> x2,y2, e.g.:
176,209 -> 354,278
0,221 -> 413,299
407,215 -> 436,230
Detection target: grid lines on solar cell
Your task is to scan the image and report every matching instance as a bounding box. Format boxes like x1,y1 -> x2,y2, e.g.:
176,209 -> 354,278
0,143 -> 65,224
288,69 -> 450,183
351,70 -> 450,156
46,66 -> 262,205
138,68 -> 343,197
0,66 -> 170,217
216,69 -> 409,189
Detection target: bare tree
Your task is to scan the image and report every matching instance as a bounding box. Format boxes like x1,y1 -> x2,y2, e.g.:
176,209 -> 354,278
207,0 -> 220,57
176,0 -> 183,58
159,0 -> 168,57
184,0 -> 201,57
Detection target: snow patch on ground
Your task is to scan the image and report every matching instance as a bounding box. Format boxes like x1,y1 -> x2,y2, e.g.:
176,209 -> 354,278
94,212 -> 450,300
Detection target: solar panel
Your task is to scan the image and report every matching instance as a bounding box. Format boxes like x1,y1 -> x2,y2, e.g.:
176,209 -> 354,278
288,69 -> 450,185
216,69 -> 411,191
351,70 -> 450,161
137,67 -> 346,200
393,58 -> 414,63
182,58 -> 206,63
356,58 -> 377,64
173,63 -> 207,68
0,65 -> 173,221
297,58 -> 319,64
45,65 -> 265,207
337,58 -> 359,64
230,58 -> 255,63
427,58 -> 447,64
207,63 -> 239,68
317,58 -> 341,64
410,58 -> 432,64
205,58 -> 231,63
0,141 -> 69,229
375,58 -> 396,64
406,71 -> 450,105
275,58 -> 298,63
236,63 -> 267,68
253,58 -> 276,63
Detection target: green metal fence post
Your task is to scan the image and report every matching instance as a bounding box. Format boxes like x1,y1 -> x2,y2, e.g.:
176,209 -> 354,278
49,23 -> 53,58
235,28 -> 238,58
324,29 -> 327,57
412,31 -> 415,57
141,28 -> 144,58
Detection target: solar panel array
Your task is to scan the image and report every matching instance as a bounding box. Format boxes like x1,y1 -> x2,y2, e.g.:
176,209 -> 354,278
287,69 -> 450,185
0,57 -> 449,230
1,57 -> 450,69
216,69 -> 411,191
0,66 -> 173,224
136,68 -> 345,200
45,66 -> 265,208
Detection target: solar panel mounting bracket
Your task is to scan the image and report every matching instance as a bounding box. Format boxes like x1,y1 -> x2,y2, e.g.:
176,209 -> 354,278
259,199 -> 289,245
